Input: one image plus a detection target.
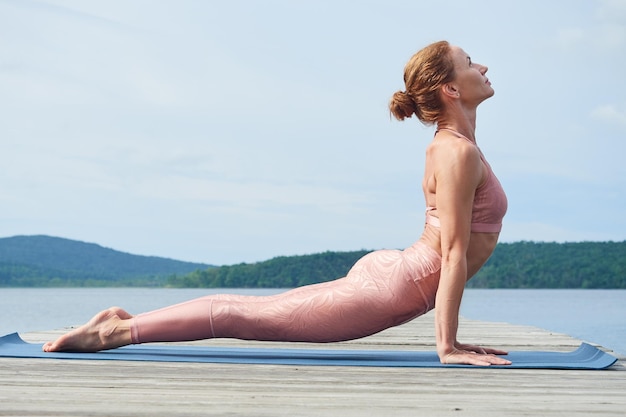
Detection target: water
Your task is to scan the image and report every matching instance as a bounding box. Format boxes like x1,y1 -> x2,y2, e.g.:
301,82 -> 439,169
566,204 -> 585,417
0,288 -> 284,337
1,288 -> 624,355
459,289 -> 626,355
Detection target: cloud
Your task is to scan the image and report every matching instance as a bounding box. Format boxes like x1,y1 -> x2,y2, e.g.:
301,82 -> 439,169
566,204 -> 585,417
596,0 -> 626,22
590,104 -> 626,128
548,0 -> 626,53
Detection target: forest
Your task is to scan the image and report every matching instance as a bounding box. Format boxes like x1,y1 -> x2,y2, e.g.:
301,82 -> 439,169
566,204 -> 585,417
167,250 -> 372,288
465,241 -> 625,288
167,241 -> 626,289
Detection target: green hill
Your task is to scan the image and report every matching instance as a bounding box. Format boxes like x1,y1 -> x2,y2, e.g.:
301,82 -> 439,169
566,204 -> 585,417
0,235 -> 211,287
467,241 -> 626,289
168,250 -> 373,288
1,236 -> 624,288
168,241 -> 626,289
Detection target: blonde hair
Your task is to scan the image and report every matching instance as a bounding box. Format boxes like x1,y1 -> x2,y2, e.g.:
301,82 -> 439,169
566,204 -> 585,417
389,41 -> 455,125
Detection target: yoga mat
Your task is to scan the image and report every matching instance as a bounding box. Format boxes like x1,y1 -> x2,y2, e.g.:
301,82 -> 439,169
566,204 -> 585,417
0,333 -> 617,369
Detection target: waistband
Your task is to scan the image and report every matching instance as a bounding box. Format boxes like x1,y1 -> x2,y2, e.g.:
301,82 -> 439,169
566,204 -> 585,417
426,213 -> 502,233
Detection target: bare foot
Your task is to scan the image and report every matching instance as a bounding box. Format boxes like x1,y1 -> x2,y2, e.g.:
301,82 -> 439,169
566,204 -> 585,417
42,307 -> 134,353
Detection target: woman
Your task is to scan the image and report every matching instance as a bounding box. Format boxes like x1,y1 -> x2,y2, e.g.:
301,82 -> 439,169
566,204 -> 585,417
43,41 -> 511,366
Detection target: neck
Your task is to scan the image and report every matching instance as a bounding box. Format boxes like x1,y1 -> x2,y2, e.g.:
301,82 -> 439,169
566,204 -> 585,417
437,104 -> 478,142
436,123 -> 476,143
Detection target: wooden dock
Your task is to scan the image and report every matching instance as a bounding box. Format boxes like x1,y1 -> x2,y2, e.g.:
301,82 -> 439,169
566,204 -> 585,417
1,311 -> 624,416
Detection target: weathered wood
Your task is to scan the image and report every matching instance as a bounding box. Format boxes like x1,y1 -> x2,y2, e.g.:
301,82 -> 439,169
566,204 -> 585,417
1,312 -> 624,417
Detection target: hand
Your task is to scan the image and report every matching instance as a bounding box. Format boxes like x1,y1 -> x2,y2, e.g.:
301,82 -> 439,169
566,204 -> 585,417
439,343 -> 512,366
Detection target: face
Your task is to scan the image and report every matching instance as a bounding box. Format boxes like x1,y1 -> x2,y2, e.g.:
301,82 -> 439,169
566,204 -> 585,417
448,46 -> 494,105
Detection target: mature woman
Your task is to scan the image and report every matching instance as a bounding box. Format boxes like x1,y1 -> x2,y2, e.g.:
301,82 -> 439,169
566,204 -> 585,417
44,40 -> 511,366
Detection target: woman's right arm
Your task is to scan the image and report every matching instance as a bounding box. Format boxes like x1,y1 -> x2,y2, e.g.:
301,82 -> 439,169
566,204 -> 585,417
432,140 -> 511,366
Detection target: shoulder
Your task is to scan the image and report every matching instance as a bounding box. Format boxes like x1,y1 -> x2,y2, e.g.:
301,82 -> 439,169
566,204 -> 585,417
427,135 -> 482,178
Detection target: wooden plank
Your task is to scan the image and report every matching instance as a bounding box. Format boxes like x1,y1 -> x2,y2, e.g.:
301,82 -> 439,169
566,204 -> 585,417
1,312 -> 624,417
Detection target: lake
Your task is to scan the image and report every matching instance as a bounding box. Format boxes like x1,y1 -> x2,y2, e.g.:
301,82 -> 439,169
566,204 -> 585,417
1,288 -> 624,355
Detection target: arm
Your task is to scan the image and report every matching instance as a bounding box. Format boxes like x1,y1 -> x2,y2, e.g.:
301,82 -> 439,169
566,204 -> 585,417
432,141 -> 510,366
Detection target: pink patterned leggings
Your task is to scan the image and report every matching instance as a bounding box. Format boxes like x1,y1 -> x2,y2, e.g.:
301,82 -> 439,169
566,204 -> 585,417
130,241 -> 441,344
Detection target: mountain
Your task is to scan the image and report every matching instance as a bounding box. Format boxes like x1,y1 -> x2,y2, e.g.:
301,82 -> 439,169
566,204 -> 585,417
0,235 -> 212,287
2,236 -> 624,288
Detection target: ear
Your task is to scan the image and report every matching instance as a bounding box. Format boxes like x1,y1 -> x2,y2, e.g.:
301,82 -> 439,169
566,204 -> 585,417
441,83 -> 460,99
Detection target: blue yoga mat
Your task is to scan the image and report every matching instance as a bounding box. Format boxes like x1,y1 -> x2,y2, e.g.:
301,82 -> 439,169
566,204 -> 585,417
0,333 -> 617,369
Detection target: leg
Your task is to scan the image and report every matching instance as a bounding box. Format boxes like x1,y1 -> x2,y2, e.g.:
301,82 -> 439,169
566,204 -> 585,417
44,242 -> 441,352
134,244 -> 440,344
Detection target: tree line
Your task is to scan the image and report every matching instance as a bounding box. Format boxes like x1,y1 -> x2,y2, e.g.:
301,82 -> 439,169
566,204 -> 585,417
167,241 -> 626,289
167,250 -> 372,288
1,236 -> 623,288
466,241 -> 625,288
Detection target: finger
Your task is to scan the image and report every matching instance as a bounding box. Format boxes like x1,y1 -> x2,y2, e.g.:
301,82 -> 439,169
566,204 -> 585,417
457,344 -> 486,353
487,356 -> 512,365
462,345 -> 509,356
465,356 -> 494,366
468,355 -> 512,366
481,353 -> 512,365
452,354 -> 494,366
483,348 -> 509,355
446,352 -> 512,366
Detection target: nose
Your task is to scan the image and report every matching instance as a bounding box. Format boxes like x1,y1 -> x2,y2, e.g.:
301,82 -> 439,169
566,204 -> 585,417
479,64 -> 488,75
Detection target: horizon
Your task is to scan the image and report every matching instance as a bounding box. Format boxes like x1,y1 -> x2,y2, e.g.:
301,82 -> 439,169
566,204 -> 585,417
1,0 -> 625,264
0,233 -> 623,266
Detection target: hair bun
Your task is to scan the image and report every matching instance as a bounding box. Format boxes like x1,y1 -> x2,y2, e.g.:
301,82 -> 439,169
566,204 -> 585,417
389,90 -> 416,121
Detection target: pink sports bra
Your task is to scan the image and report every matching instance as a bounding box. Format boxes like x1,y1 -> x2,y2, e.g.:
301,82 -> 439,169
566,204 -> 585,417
425,129 -> 507,233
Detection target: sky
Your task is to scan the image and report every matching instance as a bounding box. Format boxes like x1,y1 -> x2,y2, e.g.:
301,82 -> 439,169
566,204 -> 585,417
1,0 -> 625,265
